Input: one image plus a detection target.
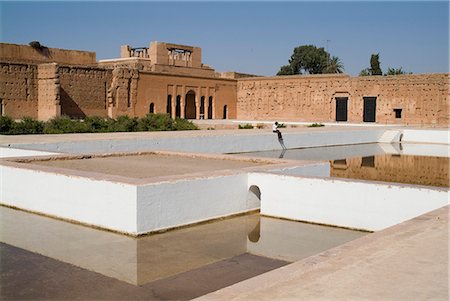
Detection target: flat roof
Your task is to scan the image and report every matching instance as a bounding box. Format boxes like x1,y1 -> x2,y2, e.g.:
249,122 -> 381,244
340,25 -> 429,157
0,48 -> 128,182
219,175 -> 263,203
29,153 -> 267,179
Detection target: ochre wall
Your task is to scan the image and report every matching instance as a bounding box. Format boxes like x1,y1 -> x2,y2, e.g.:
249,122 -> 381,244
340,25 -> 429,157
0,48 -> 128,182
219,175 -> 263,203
58,65 -> 112,118
237,73 -> 449,125
135,72 -> 237,119
0,62 -> 39,119
0,43 -> 96,65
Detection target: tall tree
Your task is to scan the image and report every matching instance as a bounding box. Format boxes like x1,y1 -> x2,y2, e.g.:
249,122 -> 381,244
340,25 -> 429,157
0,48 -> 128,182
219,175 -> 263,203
370,53 -> 382,75
324,56 -> 344,73
277,45 -> 343,75
277,65 -> 295,76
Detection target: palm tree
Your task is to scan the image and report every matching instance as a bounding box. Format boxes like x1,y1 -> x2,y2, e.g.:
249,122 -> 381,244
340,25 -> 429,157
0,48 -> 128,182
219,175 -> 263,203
324,56 -> 344,74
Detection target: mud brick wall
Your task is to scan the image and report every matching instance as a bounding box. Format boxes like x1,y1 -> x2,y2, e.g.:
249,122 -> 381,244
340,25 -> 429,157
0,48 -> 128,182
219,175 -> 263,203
0,62 -> 39,119
237,73 -> 449,125
0,43 -> 96,65
37,63 -> 60,120
349,74 -> 449,125
107,67 -> 139,118
237,74 -> 350,121
58,66 -> 112,118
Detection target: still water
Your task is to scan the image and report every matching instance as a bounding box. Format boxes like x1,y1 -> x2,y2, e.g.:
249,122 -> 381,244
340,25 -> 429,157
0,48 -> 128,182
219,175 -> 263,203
236,143 -> 449,188
0,206 -> 366,286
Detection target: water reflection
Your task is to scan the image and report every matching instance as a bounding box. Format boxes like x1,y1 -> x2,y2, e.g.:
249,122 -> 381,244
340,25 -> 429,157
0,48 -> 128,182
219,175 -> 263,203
331,154 -> 449,187
0,206 -> 367,286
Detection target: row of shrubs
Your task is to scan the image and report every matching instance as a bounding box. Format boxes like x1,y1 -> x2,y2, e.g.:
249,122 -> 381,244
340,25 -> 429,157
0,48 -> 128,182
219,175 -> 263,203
0,114 -> 198,135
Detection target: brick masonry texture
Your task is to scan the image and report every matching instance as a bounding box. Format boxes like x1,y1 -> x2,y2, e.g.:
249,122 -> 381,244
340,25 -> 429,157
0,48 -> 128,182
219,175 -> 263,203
0,42 -> 448,125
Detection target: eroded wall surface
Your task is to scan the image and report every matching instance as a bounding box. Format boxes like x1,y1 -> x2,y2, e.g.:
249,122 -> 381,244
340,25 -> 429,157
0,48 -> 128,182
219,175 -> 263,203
58,65 -> 112,118
237,73 -> 449,125
0,62 -> 39,118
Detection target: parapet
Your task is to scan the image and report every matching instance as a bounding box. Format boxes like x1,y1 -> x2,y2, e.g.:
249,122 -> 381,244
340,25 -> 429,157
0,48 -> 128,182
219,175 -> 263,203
0,43 -> 96,65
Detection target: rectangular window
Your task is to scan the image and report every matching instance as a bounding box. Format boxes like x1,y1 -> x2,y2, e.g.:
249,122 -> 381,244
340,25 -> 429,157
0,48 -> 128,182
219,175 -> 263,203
394,108 -> 402,119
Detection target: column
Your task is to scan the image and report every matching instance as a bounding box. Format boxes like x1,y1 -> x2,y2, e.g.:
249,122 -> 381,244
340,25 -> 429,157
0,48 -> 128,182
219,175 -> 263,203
195,87 -> 200,119
171,85 -> 176,118
181,85 -> 185,118
205,89 -> 209,119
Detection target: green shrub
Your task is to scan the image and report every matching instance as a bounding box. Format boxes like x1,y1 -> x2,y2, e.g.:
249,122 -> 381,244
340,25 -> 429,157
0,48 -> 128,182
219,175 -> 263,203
308,123 -> 325,127
0,116 -> 14,134
173,117 -> 199,131
110,115 -> 138,132
238,123 -> 254,129
44,116 -> 89,134
84,116 -> 113,133
3,114 -> 199,135
10,117 -> 44,135
137,113 -> 175,131
277,123 -> 286,128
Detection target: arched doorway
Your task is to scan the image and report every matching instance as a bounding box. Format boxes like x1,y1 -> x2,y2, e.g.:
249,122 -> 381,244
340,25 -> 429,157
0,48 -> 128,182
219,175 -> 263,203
167,95 -> 172,115
208,96 -> 213,119
185,90 -> 196,119
200,96 -> 205,119
175,95 -> 181,118
149,102 -> 155,113
223,105 -> 228,119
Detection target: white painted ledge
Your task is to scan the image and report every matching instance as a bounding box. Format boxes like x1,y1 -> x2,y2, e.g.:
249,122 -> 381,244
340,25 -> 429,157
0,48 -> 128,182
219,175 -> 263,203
251,173 -> 449,231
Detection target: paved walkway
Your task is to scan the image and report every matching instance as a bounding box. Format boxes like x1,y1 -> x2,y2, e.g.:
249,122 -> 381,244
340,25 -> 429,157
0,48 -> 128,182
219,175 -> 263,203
196,206 -> 449,301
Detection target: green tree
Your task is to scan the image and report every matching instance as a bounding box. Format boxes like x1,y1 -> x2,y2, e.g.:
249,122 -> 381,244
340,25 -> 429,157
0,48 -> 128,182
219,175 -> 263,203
277,45 -> 343,75
385,67 -> 411,75
324,56 -> 344,73
276,65 -> 295,75
370,53 -> 382,75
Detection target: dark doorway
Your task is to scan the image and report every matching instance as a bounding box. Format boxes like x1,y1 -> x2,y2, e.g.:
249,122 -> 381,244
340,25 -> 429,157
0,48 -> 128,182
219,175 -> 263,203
149,103 -> 155,113
363,97 -> 376,122
175,95 -> 181,118
167,95 -> 172,115
335,97 -> 348,121
200,96 -> 205,119
208,96 -> 213,119
185,91 -> 196,119
223,105 -> 228,119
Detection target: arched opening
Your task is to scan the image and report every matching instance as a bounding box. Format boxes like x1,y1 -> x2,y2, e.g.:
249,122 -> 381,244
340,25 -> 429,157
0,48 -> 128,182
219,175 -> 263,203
208,96 -> 213,119
185,90 -> 196,119
223,105 -> 228,119
248,220 -> 261,243
167,95 -> 172,115
200,96 -> 205,119
149,102 -> 155,114
175,95 -> 181,118
247,185 -> 261,208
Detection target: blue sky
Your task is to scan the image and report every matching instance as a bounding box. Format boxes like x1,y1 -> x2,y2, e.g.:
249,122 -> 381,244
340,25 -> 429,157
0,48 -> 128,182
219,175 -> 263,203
1,1 -> 448,76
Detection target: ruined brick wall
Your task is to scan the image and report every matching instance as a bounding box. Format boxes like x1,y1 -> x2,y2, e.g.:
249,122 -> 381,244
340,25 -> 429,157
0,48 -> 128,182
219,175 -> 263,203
38,64 -> 60,120
237,73 -> 449,125
58,65 -> 112,118
107,67 -> 139,118
0,62 -> 38,119
237,74 -> 350,121
0,43 -> 96,65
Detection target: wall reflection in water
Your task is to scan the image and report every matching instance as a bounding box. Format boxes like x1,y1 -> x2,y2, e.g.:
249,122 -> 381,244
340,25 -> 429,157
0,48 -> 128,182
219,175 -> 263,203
331,154 -> 449,187
0,206 -> 366,286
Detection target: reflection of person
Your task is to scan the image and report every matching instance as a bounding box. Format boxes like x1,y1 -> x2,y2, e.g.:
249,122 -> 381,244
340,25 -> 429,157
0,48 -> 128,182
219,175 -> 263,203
273,121 -> 287,150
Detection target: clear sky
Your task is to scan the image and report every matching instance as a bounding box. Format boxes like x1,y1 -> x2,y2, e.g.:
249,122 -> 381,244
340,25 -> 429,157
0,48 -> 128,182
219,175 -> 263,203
1,1 -> 448,76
